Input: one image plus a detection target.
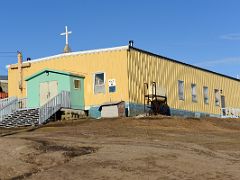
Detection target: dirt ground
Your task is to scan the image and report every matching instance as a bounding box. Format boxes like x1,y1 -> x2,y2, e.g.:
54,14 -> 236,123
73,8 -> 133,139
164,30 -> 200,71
0,116 -> 240,180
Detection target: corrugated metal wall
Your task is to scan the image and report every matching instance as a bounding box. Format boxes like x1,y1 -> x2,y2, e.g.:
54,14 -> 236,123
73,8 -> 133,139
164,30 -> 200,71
8,49 -> 129,107
128,48 -> 240,115
8,46 -> 240,116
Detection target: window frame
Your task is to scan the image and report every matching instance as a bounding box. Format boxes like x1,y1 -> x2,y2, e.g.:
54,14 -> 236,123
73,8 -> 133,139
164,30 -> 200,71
203,86 -> 209,105
191,83 -> 197,103
178,80 -> 184,101
73,79 -> 81,89
93,72 -> 106,94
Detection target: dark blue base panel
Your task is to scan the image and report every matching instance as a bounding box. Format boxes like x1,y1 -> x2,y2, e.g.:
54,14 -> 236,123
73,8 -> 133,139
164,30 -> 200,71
128,103 -> 145,117
128,103 -> 217,118
170,108 -> 213,118
88,103 -> 219,119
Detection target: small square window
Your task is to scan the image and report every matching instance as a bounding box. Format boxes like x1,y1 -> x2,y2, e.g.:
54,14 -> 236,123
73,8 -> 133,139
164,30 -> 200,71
74,79 -> 80,89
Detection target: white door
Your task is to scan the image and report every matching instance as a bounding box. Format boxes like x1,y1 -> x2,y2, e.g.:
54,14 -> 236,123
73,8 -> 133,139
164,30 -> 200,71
40,82 -> 49,106
39,81 -> 58,106
48,81 -> 58,99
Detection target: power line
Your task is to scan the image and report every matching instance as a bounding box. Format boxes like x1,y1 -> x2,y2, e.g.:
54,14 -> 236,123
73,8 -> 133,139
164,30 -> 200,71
0,51 -> 17,54
0,51 -> 17,58
0,56 -> 16,58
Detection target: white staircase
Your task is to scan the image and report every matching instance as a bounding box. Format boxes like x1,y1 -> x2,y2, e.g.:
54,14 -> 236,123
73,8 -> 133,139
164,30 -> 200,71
0,91 -> 70,128
39,91 -> 70,124
0,108 -> 39,128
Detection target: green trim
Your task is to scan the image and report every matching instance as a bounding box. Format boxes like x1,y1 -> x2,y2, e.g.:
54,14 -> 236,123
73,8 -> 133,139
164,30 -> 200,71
25,68 -> 85,81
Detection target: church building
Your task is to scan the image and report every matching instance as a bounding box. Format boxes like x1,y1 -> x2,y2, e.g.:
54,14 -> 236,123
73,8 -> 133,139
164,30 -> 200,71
7,27 -> 240,119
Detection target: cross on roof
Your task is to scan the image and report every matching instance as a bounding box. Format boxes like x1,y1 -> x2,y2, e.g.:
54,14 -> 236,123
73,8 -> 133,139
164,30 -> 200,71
60,26 -> 72,45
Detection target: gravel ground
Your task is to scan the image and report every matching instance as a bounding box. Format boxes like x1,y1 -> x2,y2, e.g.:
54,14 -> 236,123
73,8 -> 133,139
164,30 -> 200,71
0,116 -> 240,180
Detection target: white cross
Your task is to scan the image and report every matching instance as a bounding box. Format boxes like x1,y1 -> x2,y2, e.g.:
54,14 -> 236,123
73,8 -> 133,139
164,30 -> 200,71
60,26 -> 72,45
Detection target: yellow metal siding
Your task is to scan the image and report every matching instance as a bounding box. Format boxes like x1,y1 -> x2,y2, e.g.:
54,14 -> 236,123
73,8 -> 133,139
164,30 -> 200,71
128,49 -> 240,115
8,50 -> 129,107
8,47 -> 240,115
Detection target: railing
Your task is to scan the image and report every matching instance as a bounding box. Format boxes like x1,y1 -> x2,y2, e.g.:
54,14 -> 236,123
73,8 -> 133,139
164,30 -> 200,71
0,97 -> 28,121
18,97 -> 28,109
39,91 -> 70,124
0,97 -> 17,109
0,98 -> 18,121
221,108 -> 240,118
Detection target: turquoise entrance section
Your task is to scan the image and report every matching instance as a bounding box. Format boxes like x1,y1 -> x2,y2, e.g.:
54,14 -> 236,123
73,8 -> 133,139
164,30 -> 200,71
70,76 -> 84,109
25,69 -> 85,109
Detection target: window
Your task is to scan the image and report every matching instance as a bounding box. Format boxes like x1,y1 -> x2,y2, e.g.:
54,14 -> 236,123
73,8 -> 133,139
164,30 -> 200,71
214,89 -> 220,106
203,86 -> 209,104
74,79 -> 80,89
94,73 -> 105,94
191,83 -> 197,102
178,80 -> 184,100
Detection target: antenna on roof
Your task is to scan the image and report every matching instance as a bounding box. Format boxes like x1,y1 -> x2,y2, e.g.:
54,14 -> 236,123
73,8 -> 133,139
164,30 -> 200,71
129,40 -> 134,47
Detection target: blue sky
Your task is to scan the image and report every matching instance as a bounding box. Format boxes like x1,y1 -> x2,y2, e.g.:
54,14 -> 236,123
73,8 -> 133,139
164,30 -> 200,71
0,0 -> 240,77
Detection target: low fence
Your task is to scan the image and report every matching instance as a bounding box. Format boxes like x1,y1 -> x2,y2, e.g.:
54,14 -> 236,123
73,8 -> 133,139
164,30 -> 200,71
0,96 -> 17,109
221,108 -> 240,118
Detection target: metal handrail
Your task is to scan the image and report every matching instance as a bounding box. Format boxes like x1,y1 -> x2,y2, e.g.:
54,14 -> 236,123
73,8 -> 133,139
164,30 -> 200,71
0,98 -> 18,121
39,91 -> 70,124
0,97 -> 17,109
18,97 -> 28,109
221,107 -> 240,118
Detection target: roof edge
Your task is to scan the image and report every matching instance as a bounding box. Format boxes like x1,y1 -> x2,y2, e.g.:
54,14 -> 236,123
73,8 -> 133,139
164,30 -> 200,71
25,68 -> 85,81
7,45 -> 129,68
130,46 -> 240,82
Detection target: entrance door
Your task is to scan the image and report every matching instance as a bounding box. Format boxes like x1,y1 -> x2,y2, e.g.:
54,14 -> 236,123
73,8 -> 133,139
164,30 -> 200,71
40,82 -> 49,106
48,81 -> 58,99
40,81 -> 58,106
221,95 -> 226,116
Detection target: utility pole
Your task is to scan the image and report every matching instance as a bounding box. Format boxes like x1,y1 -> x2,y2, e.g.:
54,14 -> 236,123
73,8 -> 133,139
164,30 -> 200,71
17,51 -> 23,97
